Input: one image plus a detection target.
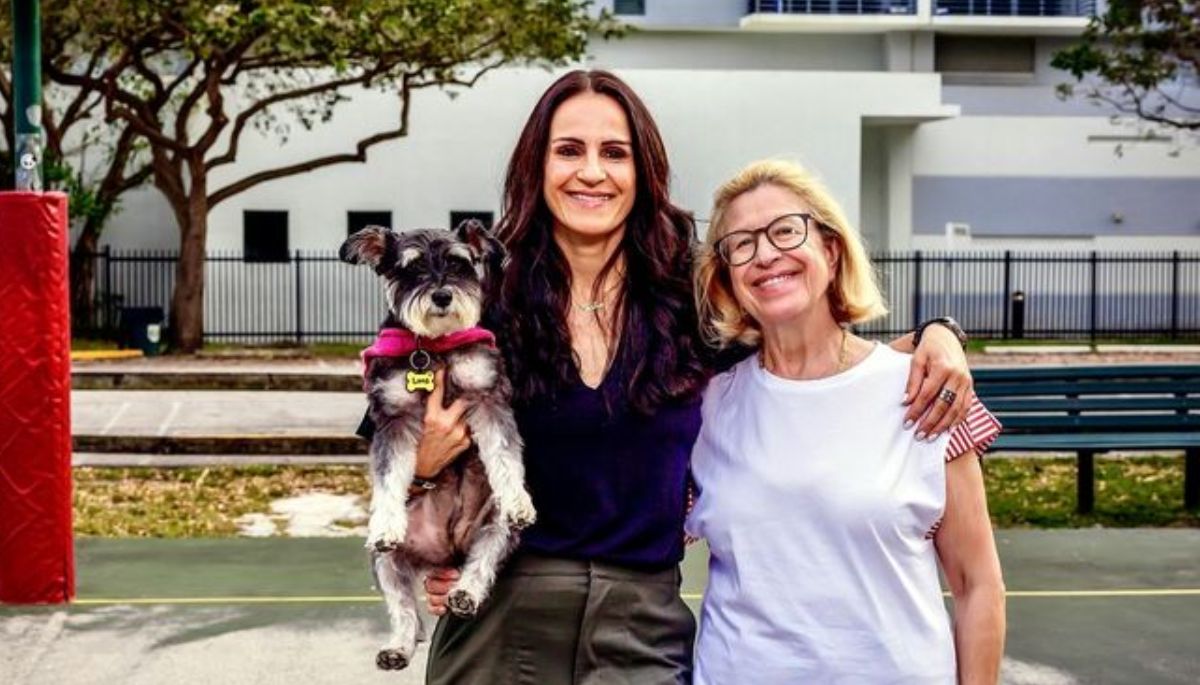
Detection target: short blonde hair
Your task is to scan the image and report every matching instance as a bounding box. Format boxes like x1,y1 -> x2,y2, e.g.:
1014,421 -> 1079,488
695,159 -> 888,348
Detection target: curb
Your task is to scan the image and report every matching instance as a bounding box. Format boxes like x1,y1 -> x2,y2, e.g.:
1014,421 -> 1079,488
73,452 -> 369,467
72,372 -> 361,392
73,434 -> 367,455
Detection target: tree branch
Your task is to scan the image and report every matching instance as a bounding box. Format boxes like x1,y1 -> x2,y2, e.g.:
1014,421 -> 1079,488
207,76 -> 413,207
205,64 -> 391,172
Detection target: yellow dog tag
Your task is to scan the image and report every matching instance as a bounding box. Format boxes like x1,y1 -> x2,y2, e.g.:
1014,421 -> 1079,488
406,370 -> 435,393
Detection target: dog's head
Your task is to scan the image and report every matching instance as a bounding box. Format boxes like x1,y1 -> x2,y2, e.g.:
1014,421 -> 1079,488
340,220 -> 505,337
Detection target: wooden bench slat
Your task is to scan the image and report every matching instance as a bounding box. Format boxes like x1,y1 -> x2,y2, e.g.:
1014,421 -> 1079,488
985,397 -> 1200,412
1000,415 -> 1200,431
976,381 -> 1200,397
975,365 -> 1200,382
992,433 -> 1200,450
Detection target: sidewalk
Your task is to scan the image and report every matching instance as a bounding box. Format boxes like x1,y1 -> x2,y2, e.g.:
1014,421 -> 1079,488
3,530 -> 1199,684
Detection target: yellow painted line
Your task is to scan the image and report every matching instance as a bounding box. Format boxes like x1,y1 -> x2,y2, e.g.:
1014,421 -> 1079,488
71,349 -> 144,361
70,588 -> 1200,606
1002,589 -> 1200,598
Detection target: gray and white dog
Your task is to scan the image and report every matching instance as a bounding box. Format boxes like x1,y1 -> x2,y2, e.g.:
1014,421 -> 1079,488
340,220 -> 535,671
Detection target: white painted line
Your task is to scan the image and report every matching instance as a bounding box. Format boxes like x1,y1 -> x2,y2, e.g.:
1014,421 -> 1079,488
99,402 -> 131,436
982,346 -> 1092,355
157,401 -> 183,437
1096,345 -> 1200,353
68,588 -> 1200,606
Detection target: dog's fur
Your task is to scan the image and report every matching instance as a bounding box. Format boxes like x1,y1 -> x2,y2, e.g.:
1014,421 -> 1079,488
340,220 -> 535,671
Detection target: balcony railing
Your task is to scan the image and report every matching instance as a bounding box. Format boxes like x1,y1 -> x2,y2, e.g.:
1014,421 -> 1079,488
747,0 -> 918,15
934,0 -> 1097,16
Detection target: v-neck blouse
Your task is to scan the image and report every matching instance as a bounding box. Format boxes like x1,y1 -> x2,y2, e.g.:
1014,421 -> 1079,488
515,354 -> 702,570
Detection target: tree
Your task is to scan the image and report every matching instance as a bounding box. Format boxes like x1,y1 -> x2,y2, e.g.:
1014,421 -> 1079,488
1052,0 -> 1199,133
1,7 -> 152,331
43,0 -> 612,352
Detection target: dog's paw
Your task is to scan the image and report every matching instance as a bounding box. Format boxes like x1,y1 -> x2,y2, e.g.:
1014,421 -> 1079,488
376,648 -> 409,671
446,589 -> 479,617
369,538 -> 401,553
502,494 -> 537,531
366,518 -> 407,552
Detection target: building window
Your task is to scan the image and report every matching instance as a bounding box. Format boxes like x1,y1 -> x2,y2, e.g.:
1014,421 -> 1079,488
348,210 -> 393,236
934,36 -> 1035,82
450,211 -> 495,230
614,0 -> 645,15
243,210 -> 289,262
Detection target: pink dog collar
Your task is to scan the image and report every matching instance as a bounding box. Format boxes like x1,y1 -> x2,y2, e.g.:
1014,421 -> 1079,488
361,327 -> 497,367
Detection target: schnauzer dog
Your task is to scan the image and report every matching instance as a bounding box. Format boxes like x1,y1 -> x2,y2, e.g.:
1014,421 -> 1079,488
340,220 -> 535,671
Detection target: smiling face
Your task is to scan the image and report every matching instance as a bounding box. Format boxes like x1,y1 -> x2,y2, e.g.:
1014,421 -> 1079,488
542,91 -> 637,244
721,183 -> 840,333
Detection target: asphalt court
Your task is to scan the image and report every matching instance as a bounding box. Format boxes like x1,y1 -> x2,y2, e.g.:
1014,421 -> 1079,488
3,529 -> 1199,684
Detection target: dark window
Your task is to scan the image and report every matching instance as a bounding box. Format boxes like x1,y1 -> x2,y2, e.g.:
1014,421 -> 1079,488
614,0 -> 645,15
348,210 -> 393,236
934,36 -> 1035,74
450,211 -> 495,230
243,210 -> 289,262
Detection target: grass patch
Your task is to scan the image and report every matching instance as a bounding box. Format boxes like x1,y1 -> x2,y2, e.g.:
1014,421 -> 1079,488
72,457 -> 1199,537
986,456 -> 1200,528
198,341 -> 365,358
74,465 -> 369,537
72,338 -> 121,351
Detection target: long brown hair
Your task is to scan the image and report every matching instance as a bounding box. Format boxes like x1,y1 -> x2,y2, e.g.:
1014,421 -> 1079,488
494,69 -> 706,414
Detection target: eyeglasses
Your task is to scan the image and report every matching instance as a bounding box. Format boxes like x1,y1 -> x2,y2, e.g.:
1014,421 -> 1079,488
714,213 -> 818,267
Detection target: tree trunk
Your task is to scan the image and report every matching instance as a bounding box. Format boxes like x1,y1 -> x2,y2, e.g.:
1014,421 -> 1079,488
168,179 -> 208,353
69,221 -> 101,335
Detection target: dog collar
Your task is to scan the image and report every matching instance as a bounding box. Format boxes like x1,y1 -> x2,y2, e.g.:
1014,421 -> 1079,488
361,327 -> 497,366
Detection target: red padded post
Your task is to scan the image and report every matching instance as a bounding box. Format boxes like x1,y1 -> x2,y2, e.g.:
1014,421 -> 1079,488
0,191 -> 75,604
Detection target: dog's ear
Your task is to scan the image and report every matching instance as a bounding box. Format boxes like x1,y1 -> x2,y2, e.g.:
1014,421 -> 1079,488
454,219 -> 506,280
340,226 -> 394,269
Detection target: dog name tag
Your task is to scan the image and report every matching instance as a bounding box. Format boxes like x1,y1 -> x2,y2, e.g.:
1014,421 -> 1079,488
406,348 -> 435,393
406,370 -> 435,392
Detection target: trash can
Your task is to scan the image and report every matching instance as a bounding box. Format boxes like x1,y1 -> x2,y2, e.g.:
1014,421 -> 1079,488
119,306 -> 165,356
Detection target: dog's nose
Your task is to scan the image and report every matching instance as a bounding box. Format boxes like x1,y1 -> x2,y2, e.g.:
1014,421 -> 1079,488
431,289 -> 453,308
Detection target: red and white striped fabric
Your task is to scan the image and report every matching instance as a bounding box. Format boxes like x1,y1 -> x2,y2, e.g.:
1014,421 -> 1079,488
945,397 -> 1002,462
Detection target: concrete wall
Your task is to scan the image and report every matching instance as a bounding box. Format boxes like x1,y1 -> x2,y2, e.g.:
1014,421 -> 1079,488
903,116 -> 1200,249
99,67 -> 951,254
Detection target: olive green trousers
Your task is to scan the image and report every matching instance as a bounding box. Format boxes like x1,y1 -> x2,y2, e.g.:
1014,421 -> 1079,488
425,553 -> 696,685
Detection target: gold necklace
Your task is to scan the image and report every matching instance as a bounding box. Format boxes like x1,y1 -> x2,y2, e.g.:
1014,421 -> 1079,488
572,280 -> 621,314
759,327 -> 850,374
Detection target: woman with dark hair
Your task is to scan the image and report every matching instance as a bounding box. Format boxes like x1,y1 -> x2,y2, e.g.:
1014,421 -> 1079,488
387,69 -> 976,684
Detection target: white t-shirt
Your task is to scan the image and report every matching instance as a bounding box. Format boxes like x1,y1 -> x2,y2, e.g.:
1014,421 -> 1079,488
687,344 -> 985,685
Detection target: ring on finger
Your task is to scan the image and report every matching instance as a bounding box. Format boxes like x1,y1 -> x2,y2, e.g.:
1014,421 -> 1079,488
937,387 -> 957,404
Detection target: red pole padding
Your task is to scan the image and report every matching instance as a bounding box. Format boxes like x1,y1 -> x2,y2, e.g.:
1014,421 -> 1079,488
0,191 -> 75,604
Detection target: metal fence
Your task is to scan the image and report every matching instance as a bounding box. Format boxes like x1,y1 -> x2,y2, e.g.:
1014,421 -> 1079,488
78,248 -> 1200,344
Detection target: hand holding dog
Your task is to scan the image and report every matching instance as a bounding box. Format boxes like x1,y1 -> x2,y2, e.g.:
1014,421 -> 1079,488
415,370 -> 472,480
424,567 -> 460,616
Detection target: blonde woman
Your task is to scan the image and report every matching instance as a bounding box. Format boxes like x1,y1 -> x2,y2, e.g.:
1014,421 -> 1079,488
687,160 -> 1006,684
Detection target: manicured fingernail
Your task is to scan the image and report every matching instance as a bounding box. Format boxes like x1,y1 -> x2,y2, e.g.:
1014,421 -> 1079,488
903,420 -> 915,430
930,432 -> 941,441
916,431 -> 926,441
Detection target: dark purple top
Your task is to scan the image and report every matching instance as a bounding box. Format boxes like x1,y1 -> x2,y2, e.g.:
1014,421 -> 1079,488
515,357 -> 702,571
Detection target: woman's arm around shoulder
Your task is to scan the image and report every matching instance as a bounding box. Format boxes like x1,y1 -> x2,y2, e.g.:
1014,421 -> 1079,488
889,323 -> 974,440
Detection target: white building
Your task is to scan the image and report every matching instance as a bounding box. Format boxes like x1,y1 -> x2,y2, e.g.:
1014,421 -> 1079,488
100,0 -> 1200,258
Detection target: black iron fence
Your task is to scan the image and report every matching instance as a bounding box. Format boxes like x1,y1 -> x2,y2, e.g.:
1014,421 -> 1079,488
77,248 -> 1200,344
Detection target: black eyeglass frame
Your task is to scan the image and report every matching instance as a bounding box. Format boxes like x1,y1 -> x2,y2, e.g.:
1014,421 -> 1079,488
714,212 -> 822,267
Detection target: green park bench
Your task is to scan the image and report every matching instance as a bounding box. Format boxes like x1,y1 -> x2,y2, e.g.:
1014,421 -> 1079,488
973,365 -> 1200,514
